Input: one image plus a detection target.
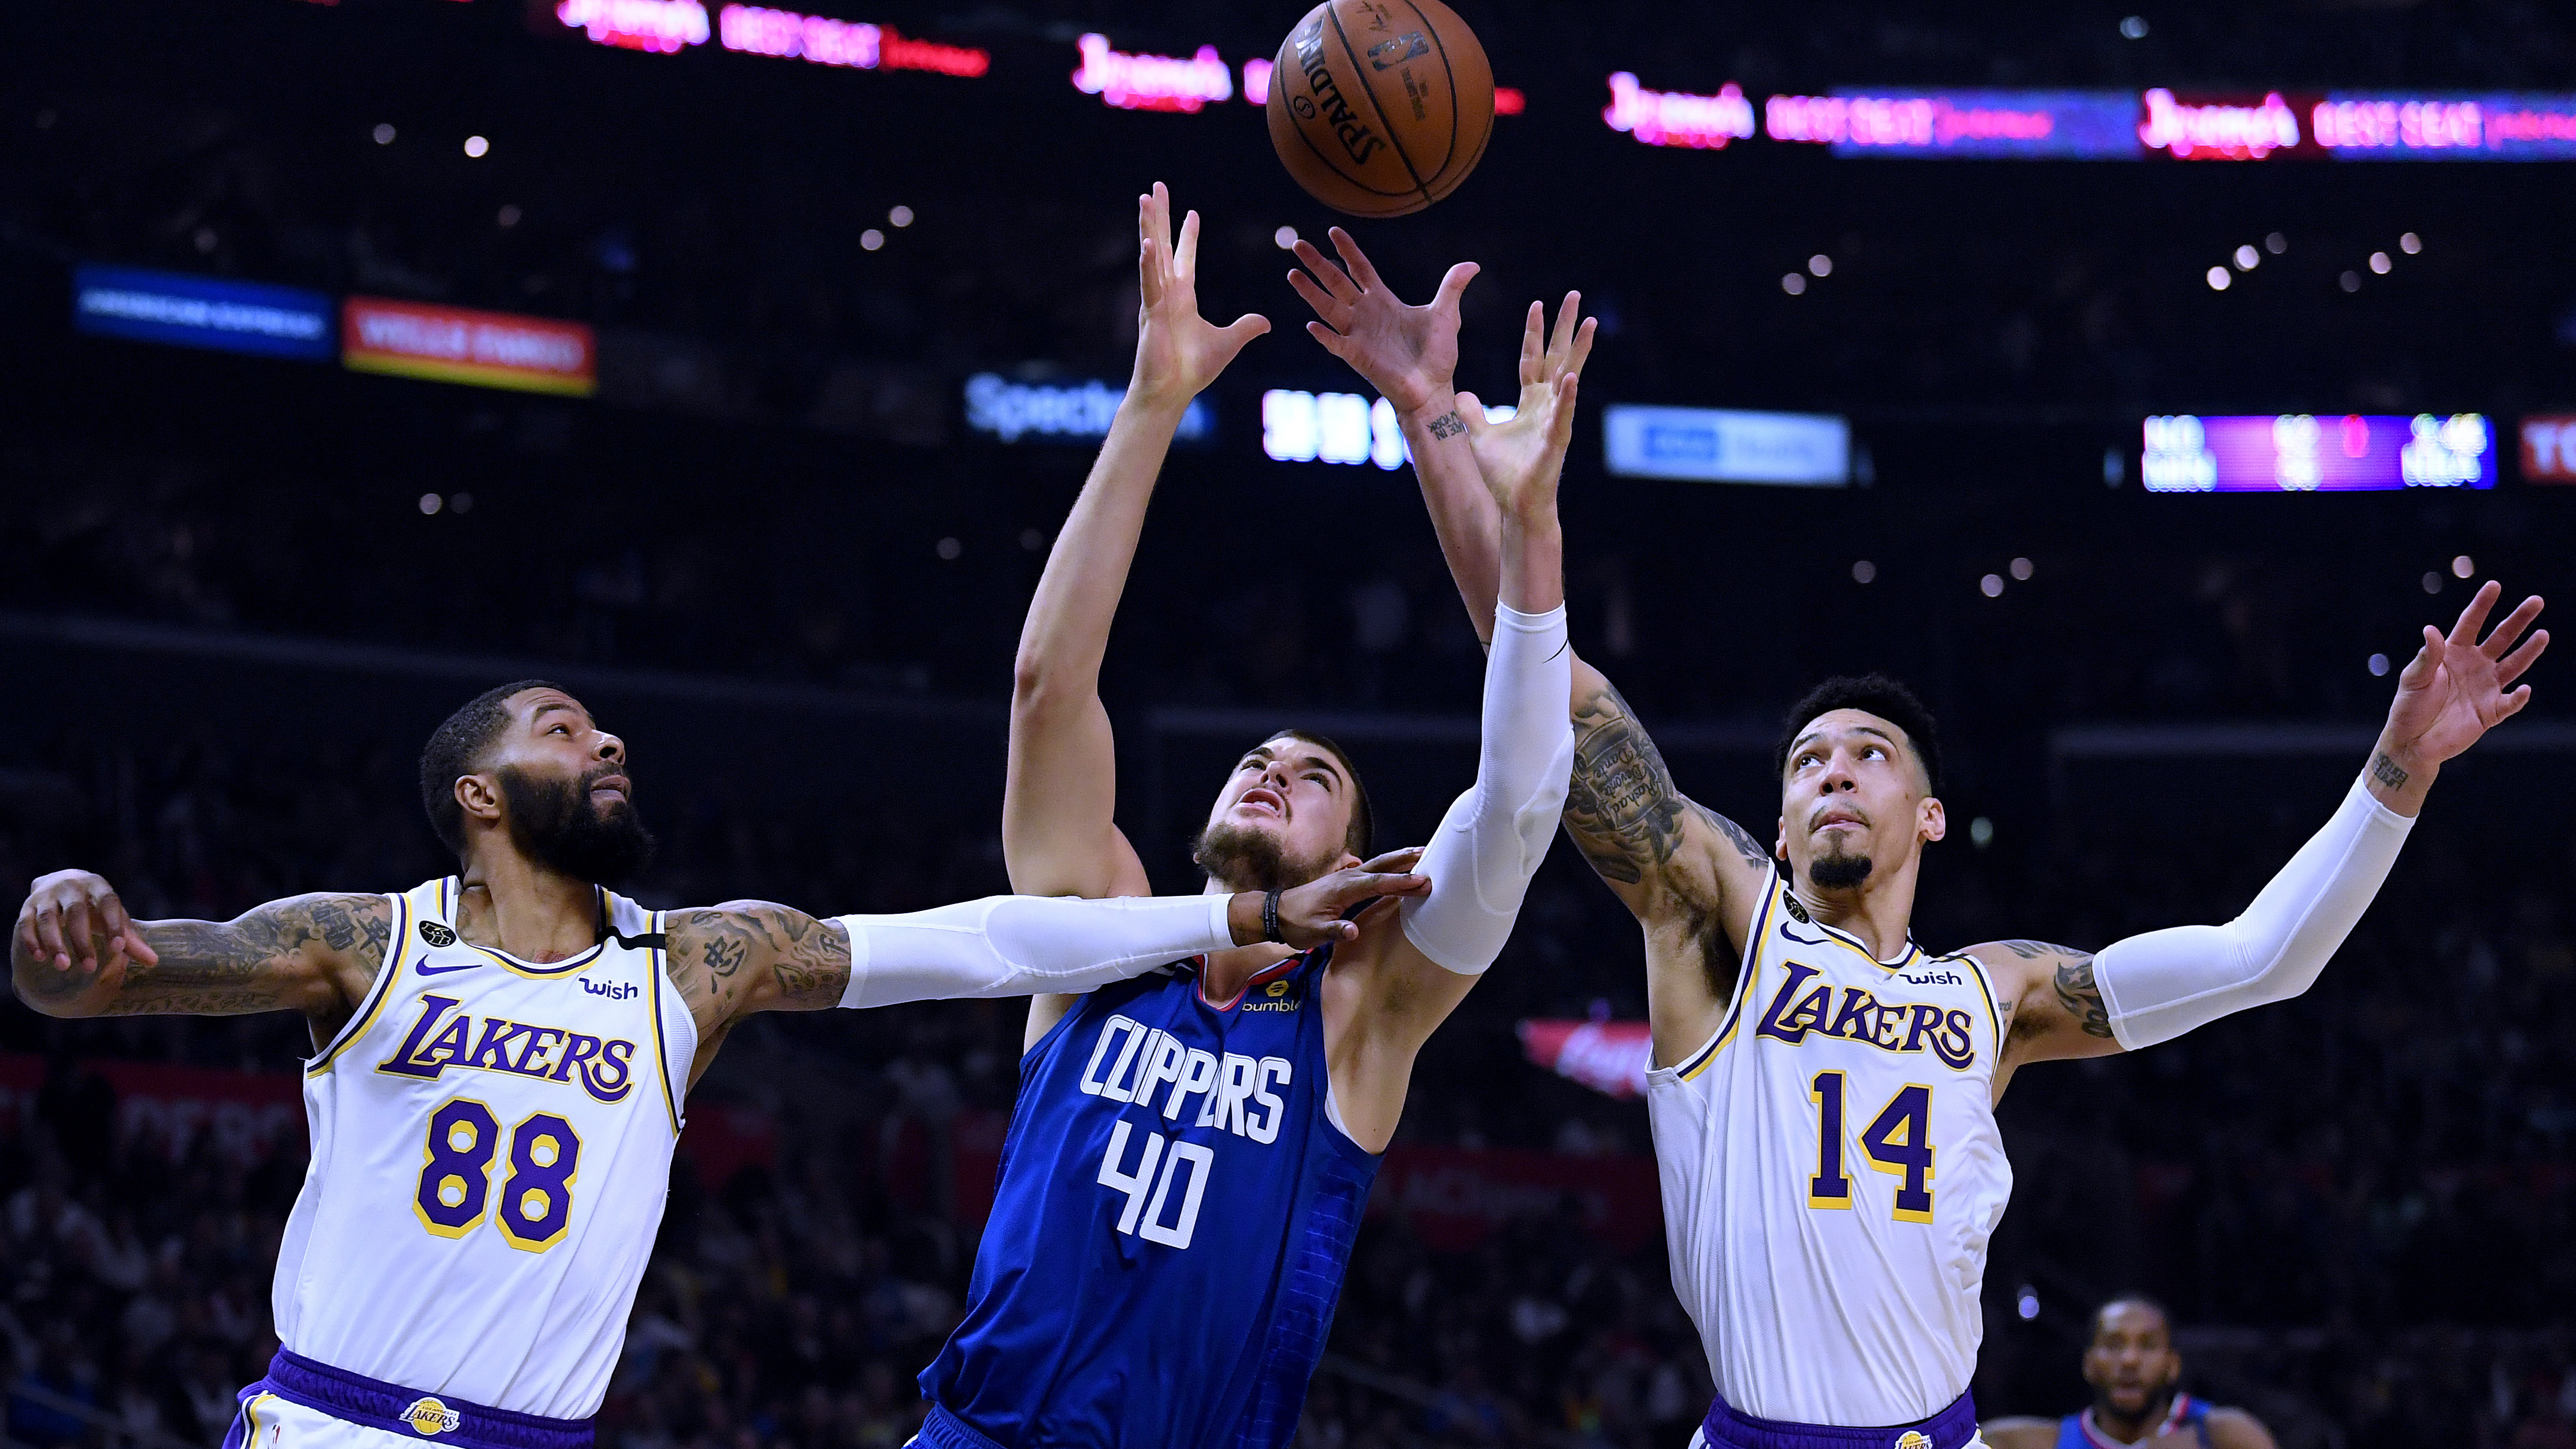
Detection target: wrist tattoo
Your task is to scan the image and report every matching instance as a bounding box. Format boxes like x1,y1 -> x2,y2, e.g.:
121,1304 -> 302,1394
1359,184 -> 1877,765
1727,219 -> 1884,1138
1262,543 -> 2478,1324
1426,410 -> 1464,439
2371,751 -> 2410,790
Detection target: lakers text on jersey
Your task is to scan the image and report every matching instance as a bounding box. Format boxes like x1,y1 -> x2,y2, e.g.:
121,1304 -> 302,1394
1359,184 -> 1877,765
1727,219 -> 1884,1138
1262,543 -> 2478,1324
1649,866 -> 2011,1429
920,946 -> 1376,1449
259,878 -> 696,1425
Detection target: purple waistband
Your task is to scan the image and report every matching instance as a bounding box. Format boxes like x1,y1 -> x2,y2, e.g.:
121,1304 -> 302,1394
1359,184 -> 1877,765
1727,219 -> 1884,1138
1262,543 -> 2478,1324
912,1406 -> 1007,1449
1699,1391 -> 1978,1449
246,1350 -> 594,1449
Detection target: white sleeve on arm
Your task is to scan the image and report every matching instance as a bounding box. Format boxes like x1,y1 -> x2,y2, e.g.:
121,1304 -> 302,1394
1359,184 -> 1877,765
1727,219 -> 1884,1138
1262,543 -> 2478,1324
833,894 -> 1233,1009
2094,775 -> 2412,1050
1399,601 -> 1576,975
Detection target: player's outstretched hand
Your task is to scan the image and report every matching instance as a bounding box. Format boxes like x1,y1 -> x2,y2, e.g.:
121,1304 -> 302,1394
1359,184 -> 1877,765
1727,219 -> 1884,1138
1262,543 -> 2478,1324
1238,847 -> 1431,948
13,869 -> 158,983
1456,292 -> 1594,523
2381,579 -> 2547,770
1129,182 -> 1269,408
1288,227 -> 1476,416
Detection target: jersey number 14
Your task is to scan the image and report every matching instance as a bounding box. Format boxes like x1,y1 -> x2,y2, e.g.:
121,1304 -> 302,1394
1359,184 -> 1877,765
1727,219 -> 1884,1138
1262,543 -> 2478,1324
1806,1071 -> 1935,1223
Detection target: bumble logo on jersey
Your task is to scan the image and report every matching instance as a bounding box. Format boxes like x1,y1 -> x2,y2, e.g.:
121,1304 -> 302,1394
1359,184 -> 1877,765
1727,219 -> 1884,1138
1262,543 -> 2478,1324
1751,959 -> 1977,1069
1239,976 -> 1298,1013
375,993 -> 639,1102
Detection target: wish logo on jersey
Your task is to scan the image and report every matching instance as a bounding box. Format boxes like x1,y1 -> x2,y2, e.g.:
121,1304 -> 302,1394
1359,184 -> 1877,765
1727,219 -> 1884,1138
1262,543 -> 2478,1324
376,992 -> 639,1102
1751,959 -> 1978,1069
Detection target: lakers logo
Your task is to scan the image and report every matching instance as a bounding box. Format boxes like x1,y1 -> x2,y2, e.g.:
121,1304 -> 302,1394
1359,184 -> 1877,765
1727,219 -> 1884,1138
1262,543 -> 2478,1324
402,1398 -> 462,1436
1893,1434 -> 1932,1449
420,921 -> 458,948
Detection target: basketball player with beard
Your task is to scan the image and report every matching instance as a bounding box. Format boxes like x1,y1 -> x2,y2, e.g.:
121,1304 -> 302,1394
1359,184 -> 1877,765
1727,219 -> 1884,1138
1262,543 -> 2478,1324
11,680 -> 1423,1449
1983,1296 -> 2276,1448
1292,230 -> 2547,1449
905,184 -> 1576,1449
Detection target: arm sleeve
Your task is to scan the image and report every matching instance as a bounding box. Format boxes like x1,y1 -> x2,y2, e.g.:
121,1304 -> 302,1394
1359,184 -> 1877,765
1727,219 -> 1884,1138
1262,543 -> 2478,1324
1398,601 -> 1577,975
2094,775 -> 2412,1050
833,893 -> 1234,1009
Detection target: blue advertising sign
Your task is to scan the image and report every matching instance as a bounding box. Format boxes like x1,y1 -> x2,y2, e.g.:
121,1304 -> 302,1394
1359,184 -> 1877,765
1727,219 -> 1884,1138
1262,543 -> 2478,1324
1603,406 -> 1850,486
73,265 -> 335,360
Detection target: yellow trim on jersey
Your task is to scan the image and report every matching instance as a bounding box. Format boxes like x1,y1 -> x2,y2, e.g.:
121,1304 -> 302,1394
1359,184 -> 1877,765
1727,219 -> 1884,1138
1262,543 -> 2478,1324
307,892 -> 413,1077
1802,913 -> 1922,971
643,906 -> 686,1135
1957,951 -> 2007,1051
464,940 -> 607,979
241,1391 -> 278,1449
1679,877 -> 1781,1081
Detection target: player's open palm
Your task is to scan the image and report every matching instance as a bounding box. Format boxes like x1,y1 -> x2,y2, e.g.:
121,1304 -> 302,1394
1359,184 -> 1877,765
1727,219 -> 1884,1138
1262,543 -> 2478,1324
2383,580 -> 2547,766
1287,227 -> 1476,416
1129,182 -> 1268,406
1458,293 -> 1594,522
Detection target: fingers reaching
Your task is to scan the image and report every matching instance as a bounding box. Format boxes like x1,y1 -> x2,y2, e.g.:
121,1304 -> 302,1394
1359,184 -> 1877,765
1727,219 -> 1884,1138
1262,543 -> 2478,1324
1175,209 -> 1201,280
1291,238 -> 1362,304
1287,268 -> 1351,331
2477,591 -> 2545,659
1360,846 -> 1427,874
2396,627 -> 2444,691
1517,303 -> 1545,387
1430,261 -> 1478,315
1326,227 -> 1384,292
2497,628 -> 2551,690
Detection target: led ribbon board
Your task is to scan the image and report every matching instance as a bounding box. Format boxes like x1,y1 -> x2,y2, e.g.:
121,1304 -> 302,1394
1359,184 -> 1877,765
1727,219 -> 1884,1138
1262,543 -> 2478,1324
74,265 -> 334,361
1768,89 -> 2142,158
1603,405 -> 1850,486
343,298 -> 597,396
2141,414 -> 2495,492
965,373 -> 1210,444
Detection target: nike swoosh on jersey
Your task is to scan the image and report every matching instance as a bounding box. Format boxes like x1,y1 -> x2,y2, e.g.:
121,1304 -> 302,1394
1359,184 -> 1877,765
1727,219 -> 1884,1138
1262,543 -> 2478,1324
415,960 -> 480,976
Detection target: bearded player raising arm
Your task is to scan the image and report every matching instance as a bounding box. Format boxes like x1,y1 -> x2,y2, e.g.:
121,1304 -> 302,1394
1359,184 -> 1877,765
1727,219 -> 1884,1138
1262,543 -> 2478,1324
12,680 -> 1418,1449
1295,229 -> 2545,1449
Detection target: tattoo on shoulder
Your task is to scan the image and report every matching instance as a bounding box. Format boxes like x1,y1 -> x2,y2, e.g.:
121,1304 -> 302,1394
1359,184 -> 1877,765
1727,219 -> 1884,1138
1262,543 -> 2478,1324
2047,950 -> 2114,1039
1563,679 -> 1765,886
1426,410 -> 1464,439
674,903 -> 851,1017
2372,751 -> 2410,791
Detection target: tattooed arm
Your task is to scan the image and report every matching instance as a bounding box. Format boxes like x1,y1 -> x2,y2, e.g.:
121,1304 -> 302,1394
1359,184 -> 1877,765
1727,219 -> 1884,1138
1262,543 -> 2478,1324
12,870 -> 389,1031
1967,938 -> 2119,1090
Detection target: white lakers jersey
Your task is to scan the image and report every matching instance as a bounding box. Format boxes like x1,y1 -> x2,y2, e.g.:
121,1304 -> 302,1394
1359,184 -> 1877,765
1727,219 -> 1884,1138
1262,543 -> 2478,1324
1646,866 -> 2010,1426
270,879 -> 696,1419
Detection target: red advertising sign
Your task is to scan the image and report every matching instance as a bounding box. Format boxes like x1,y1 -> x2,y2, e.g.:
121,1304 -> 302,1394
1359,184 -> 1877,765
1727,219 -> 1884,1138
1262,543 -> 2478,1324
1518,1017 -> 1653,1098
1371,1144 -> 1662,1251
343,297 -> 597,396
2522,414 -> 2576,481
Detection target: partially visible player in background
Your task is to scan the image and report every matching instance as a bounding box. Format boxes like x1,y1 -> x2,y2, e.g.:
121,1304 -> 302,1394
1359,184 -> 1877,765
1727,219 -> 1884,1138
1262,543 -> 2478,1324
1983,1297 -> 2278,1448
11,680 -> 1421,1449
1296,228 -> 2546,1449
911,183 -> 1577,1449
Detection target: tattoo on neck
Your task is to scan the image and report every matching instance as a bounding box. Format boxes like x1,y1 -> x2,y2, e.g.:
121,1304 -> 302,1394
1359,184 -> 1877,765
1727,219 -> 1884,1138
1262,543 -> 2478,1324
1426,410 -> 1464,440
2371,751 -> 2410,791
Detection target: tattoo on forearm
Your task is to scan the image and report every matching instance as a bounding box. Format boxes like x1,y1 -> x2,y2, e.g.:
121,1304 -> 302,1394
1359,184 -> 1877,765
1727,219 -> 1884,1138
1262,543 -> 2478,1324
106,894 -> 389,1017
1426,410 -> 1464,439
2371,751 -> 2410,790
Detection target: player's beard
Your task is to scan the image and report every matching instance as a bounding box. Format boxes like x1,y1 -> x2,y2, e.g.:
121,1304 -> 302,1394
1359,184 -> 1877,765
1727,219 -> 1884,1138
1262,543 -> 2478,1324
499,762 -> 657,885
1806,842 -> 1873,890
1191,821 -> 1338,894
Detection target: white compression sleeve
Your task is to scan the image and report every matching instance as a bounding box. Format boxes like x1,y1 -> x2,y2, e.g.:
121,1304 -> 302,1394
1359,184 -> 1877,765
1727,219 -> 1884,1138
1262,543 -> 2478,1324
2094,775 -> 2412,1050
1399,601 -> 1576,975
833,893 -> 1233,1009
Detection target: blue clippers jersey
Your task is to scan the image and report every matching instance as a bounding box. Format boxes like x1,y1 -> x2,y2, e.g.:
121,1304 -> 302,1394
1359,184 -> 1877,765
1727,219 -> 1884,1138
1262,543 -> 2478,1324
2057,1394 -> 2212,1447
923,946 -> 1379,1449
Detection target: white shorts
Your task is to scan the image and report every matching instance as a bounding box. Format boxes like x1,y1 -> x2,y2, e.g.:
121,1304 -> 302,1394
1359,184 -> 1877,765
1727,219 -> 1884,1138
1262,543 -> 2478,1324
231,1392 -> 423,1449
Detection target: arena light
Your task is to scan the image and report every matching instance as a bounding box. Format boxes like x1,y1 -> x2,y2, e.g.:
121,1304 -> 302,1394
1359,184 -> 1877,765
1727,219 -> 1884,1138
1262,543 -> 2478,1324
1072,34 -> 1233,113
2141,413 -> 2494,491
716,6 -> 989,75
555,0 -> 708,53
2138,89 -> 2304,158
1602,73 -> 1755,149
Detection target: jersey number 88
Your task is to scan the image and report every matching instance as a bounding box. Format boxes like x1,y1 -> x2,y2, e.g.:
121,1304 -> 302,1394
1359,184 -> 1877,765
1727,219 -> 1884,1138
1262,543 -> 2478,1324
415,1097 -> 584,1251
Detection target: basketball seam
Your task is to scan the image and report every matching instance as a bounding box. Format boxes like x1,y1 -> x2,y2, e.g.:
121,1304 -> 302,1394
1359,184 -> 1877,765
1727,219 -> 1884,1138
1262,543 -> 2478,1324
1394,0 -> 1467,184
1279,31 -> 1417,202
1326,6 -> 1435,211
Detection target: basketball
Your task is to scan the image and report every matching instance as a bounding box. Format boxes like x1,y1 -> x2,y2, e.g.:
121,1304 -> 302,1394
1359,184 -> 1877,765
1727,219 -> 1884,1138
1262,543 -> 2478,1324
1265,0 -> 1494,217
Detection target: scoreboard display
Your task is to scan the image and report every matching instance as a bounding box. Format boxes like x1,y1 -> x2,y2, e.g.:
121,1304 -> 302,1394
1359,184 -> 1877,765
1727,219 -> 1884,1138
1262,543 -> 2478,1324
2141,414 -> 2496,492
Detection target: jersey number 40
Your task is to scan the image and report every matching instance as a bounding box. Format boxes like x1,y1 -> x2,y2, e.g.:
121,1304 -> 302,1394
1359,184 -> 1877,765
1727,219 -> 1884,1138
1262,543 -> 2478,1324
1805,1072 -> 1936,1223
1096,1120 -> 1215,1250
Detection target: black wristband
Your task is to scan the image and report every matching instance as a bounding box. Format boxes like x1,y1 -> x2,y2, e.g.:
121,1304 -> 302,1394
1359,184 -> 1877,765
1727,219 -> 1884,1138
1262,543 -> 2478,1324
1262,888 -> 1283,944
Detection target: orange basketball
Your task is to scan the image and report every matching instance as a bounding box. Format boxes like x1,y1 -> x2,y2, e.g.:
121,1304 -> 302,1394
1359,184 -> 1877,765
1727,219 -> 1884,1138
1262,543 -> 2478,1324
1265,0 -> 1494,218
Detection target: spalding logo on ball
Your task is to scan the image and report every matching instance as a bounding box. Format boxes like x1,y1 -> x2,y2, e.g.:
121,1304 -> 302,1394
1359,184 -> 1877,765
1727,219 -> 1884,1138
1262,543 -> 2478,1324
1265,0 -> 1494,217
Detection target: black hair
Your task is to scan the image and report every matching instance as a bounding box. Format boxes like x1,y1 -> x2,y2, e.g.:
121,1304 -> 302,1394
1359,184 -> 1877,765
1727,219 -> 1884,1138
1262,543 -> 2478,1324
1772,674 -> 1942,794
1264,727 -> 1375,859
420,680 -> 564,855
2092,1294 -> 2176,1338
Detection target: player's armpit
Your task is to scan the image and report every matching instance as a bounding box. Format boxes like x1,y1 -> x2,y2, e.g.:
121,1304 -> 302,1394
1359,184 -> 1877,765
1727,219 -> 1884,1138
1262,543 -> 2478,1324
665,903 -> 851,1026
1972,938 -> 2123,1067
13,879 -> 388,1021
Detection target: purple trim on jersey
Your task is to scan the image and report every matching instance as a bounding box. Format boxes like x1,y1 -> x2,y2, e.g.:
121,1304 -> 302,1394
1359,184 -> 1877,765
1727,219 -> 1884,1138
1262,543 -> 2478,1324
1697,1389 -> 1977,1449
235,1350 -> 595,1449
915,1404 -> 1008,1449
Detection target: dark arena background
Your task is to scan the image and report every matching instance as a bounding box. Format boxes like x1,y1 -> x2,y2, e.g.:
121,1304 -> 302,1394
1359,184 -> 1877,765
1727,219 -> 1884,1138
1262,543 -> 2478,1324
7,1 -> 2576,1446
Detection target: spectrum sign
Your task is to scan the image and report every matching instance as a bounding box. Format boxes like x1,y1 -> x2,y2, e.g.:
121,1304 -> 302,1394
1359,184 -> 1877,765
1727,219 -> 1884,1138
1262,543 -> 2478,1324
2140,414 -> 2494,492
343,298 -> 597,396
73,265 -> 335,361
965,373 -> 1211,444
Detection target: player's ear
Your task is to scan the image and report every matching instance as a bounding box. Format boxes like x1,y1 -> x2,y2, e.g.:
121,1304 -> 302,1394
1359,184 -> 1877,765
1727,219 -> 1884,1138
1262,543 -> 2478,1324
1918,796 -> 1946,843
1774,814 -> 1788,864
455,773 -> 504,828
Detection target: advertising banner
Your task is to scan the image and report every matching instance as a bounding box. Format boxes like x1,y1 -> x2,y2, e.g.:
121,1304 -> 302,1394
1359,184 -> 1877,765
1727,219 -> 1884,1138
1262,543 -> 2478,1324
1370,1144 -> 1661,1251
1605,405 -> 1850,486
74,265 -> 334,360
343,297 -> 597,396
1517,1018 -> 1653,1099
